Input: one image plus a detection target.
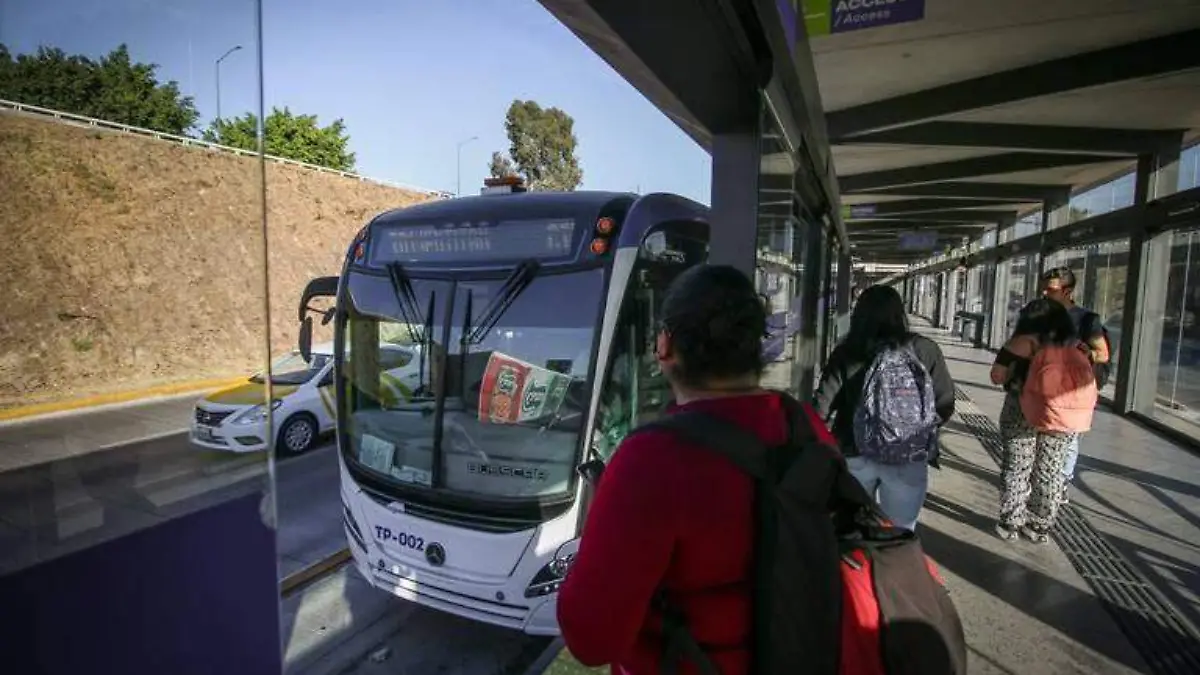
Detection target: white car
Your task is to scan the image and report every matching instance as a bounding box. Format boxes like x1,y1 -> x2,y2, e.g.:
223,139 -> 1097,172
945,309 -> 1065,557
191,342 -> 423,455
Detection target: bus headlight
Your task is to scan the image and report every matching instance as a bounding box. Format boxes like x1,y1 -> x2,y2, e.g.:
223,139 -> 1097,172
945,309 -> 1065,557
524,539 -> 579,599
233,399 -> 283,425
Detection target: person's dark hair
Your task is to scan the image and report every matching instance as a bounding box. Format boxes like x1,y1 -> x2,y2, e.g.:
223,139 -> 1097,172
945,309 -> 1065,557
842,285 -> 912,359
659,264 -> 767,388
1013,298 -> 1077,345
1041,266 -> 1077,290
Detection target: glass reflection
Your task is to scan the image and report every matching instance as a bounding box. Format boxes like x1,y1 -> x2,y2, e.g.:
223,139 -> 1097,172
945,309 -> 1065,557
1,0 -> 269,570
1043,240 -> 1129,399
1152,228 -> 1200,434
1,1 -> 281,672
756,98 -> 805,394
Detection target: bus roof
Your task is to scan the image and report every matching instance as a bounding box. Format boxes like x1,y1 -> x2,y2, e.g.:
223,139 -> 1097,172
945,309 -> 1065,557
371,190 -> 635,227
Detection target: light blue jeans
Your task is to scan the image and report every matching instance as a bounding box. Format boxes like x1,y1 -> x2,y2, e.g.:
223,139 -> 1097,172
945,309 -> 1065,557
846,456 -> 929,531
1063,434 -> 1081,482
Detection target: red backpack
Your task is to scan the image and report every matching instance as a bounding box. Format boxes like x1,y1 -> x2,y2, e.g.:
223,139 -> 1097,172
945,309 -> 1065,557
634,393 -> 967,675
1020,341 -> 1098,433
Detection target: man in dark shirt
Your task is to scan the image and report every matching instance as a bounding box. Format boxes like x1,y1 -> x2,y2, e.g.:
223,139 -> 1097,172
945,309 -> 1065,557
1041,267 -> 1110,504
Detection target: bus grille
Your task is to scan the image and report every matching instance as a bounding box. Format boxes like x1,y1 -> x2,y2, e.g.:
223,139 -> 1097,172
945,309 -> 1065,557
195,409 -> 234,426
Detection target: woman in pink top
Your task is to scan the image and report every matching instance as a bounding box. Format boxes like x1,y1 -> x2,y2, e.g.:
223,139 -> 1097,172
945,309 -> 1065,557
989,298 -> 1091,544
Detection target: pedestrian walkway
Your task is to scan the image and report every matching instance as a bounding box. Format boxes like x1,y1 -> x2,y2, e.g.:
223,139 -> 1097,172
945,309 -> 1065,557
912,318 -> 1200,675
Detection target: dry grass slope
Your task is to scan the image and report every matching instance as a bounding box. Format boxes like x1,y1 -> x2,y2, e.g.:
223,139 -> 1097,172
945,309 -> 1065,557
0,112 -> 432,410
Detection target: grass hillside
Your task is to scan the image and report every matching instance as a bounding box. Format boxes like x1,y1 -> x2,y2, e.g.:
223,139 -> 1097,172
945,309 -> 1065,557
0,112 -> 433,410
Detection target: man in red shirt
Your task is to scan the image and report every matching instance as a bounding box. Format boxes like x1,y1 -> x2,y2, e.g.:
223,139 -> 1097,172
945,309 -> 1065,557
556,264 -> 836,675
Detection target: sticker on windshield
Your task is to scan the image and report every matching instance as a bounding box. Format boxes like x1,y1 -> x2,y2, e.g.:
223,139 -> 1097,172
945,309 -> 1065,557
478,352 -> 570,424
391,465 -> 432,486
359,433 -> 396,473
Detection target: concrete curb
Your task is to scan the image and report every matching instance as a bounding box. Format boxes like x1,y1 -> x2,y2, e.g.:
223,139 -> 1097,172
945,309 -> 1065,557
280,548 -> 352,597
0,377 -> 245,423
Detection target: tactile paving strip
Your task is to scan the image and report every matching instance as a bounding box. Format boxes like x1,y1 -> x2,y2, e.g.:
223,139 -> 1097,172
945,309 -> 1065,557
952,387 -> 1200,675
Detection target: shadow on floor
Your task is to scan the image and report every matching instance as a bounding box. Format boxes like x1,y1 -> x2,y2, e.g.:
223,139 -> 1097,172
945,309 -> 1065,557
920,521 -> 1164,673
943,353 -> 997,368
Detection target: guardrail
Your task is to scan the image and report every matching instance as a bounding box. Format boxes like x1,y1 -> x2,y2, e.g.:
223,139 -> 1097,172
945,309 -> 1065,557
0,98 -> 453,199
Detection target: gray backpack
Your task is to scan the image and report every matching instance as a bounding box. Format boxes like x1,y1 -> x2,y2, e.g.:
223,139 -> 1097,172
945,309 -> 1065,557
853,342 -> 940,464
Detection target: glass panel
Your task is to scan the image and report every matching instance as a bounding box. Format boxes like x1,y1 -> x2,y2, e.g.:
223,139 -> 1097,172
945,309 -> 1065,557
1043,240 -> 1130,399
1005,255 -> 1033,335
1152,228 -> 1200,436
1014,212 -> 1041,239
1063,171 -> 1136,227
1,2 -> 279,669
981,229 -> 998,249
1179,144 -> 1200,192
966,266 -> 984,315
755,97 -> 807,395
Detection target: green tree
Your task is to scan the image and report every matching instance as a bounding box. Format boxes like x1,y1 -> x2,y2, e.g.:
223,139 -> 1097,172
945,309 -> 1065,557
203,107 -> 356,171
489,100 -> 582,191
488,151 -> 517,179
0,43 -> 199,135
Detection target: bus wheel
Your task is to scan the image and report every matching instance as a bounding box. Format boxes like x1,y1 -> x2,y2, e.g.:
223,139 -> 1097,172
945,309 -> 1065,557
278,414 -> 317,456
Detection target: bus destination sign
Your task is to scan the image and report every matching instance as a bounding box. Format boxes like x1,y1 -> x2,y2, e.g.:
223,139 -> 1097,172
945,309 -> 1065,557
371,218 -> 577,264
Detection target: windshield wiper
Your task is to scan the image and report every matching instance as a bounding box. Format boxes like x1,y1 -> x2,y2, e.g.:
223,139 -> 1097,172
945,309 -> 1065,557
386,262 -> 427,345
463,259 -> 540,345
386,262 -> 437,399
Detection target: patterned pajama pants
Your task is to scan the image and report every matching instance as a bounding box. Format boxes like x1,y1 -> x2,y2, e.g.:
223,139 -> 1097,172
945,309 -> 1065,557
997,394 -> 1078,534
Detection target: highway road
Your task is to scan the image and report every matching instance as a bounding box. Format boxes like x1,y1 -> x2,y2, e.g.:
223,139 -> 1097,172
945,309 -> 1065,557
0,396 -> 559,674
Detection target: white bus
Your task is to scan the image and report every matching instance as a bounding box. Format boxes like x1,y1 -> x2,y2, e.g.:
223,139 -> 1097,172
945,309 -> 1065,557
296,177 -> 709,635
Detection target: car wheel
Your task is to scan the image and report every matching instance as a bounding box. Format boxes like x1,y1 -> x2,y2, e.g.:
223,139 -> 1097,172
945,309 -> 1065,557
278,414 -> 317,456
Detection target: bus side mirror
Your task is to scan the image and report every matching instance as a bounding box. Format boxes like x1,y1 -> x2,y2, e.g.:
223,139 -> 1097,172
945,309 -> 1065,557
299,317 -> 314,363
576,458 -> 605,487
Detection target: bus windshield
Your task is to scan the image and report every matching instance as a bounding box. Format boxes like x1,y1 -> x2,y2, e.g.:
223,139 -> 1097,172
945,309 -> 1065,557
340,266 -> 603,501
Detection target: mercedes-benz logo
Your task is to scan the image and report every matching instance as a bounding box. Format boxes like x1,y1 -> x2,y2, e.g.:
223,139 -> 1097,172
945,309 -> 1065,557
425,542 -> 446,567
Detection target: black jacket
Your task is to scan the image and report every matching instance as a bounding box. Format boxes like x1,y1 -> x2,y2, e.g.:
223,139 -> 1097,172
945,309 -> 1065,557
813,334 -> 956,459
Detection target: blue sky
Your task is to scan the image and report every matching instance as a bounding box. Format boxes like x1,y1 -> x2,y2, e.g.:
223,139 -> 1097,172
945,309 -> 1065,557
1,0 -> 712,202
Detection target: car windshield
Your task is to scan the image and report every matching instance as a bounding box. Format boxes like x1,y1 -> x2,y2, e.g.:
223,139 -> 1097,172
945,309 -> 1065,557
252,352 -> 331,385
340,267 -> 603,500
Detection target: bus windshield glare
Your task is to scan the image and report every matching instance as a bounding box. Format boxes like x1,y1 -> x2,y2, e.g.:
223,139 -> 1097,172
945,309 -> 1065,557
340,265 -> 602,500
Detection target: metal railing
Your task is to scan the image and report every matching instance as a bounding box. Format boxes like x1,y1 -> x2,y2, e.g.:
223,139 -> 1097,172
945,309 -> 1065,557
0,98 -> 453,199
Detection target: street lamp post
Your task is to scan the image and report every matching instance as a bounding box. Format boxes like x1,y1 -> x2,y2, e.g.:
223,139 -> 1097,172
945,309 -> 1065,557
215,45 -> 243,122
456,136 -> 478,197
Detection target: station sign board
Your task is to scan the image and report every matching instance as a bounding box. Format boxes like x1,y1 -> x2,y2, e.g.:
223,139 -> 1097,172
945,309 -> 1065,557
898,231 -> 938,251
803,0 -> 925,37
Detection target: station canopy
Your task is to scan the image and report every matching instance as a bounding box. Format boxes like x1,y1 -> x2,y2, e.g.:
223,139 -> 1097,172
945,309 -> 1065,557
804,0 -> 1200,264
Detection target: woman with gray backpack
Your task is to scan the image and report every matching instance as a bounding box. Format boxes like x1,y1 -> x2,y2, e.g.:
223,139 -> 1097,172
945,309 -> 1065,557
815,285 -> 956,530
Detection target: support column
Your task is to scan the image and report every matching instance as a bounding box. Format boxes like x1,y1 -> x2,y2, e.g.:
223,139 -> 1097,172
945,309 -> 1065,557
793,220 -> 828,401
1115,147 -> 1182,412
836,251 -> 851,311
942,270 -> 959,329
709,132 -> 761,275
991,261 -> 1011,346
